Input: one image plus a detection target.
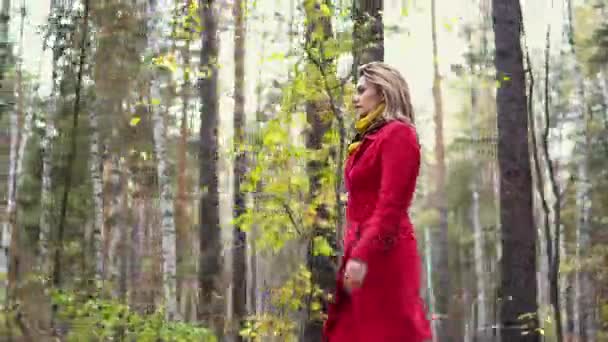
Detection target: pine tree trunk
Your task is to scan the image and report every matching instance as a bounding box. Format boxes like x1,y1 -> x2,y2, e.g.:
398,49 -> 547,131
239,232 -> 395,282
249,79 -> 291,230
198,0 -> 224,336
430,0 -> 450,339
231,0 -> 247,339
491,0 -> 539,340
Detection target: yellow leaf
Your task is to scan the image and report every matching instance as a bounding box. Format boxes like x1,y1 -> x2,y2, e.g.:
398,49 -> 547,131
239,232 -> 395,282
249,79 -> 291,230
130,117 -> 141,126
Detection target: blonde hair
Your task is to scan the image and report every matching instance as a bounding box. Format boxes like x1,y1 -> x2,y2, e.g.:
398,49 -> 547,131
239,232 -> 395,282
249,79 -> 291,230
358,62 -> 415,125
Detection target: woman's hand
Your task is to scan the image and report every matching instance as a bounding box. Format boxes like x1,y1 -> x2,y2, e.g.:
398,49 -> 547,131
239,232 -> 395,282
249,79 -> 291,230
343,259 -> 367,293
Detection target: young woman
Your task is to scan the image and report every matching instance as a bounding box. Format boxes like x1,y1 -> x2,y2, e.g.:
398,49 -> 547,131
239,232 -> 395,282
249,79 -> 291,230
323,62 -> 432,341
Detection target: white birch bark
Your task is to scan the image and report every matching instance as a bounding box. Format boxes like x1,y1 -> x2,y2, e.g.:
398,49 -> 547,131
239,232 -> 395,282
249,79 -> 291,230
1,0 -> 14,281
151,91 -> 179,321
599,69 -> 608,110
89,100 -> 104,281
2,103 -> 18,280
148,0 -> 178,321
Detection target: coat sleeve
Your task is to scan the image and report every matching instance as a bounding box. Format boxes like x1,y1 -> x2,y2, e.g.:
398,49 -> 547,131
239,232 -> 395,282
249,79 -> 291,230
350,123 -> 420,264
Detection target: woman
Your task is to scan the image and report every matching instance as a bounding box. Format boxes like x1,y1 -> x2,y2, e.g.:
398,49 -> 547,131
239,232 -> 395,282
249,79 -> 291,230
323,62 -> 432,342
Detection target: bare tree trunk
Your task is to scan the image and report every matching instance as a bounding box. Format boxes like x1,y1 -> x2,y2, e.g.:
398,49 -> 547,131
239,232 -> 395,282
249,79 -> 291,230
540,26 -> 564,342
198,0 -> 224,336
566,0 -> 594,340
89,100 -> 105,283
491,0 -> 539,340
231,0 -> 247,339
151,95 -> 179,320
106,156 -> 124,297
468,65 -> 488,342
147,0 -> 180,321
430,0 -> 450,339
175,1 -> 193,317
464,24 -> 489,339
53,0 -> 90,289
424,228 -> 437,342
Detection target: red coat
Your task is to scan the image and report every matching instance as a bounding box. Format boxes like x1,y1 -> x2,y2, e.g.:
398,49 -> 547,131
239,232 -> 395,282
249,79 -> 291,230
324,121 -> 432,342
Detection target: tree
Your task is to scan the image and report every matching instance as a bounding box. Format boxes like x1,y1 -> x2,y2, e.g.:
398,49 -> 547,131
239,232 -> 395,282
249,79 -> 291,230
232,0 -> 248,339
491,0 -> 539,340
352,0 -> 383,72
303,1 -> 336,340
198,0 -> 224,337
430,0 -> 450,339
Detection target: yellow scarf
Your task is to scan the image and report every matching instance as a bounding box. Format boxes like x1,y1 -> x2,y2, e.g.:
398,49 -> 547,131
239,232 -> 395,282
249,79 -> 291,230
347,103 -> 386,156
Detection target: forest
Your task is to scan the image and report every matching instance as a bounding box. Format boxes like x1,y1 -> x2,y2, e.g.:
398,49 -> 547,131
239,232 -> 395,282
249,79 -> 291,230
0,0 -> 607,341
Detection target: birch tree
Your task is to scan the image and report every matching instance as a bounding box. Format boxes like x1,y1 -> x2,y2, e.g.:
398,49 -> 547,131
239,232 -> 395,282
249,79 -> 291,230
148,0 -> 179,321
430,0 -> 450,339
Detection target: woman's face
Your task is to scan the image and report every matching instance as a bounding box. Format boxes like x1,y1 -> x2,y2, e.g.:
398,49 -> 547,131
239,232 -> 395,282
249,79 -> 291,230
353,76 -> 384,118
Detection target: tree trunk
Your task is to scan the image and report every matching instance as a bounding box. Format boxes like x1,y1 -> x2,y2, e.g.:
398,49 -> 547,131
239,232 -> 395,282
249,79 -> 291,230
468,60 -> 487,341
352,0 -> 383,73
151,95 -> 179,320
147,0 -> 179,320
491,0 -> 539,340
303,1 -> 335,340
198,0 -> 224,336
231,0 -> 247,339
430,0 -> 450,339
566,0 -> 594,340
175,0 -> 193,318
106,156 -> 125,297
89,99 -> 105,283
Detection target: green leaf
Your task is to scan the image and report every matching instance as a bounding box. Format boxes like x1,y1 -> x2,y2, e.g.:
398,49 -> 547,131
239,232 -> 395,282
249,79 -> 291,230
312,236 -> 333,256
130,117 -> 141,126
151,98 -> 161,106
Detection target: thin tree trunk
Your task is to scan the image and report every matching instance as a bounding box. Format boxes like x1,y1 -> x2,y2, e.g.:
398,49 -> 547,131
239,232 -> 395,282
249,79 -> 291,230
566,0 -> 594,340
89,99 -> 105,283
491,0 -> 539,340
424,228 -> 437,342
468,63 -> 487,341
107,156 -> 124,297
541,25 -> 564,342
231,0 -> 247,339
175,0 -> 192,316
53,0 -> 91,287
525,42 -> 558,341
303,1 -> 336,340
198,0 -> 224,336
430,0 -> 450,339
2,54 -> 17,306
